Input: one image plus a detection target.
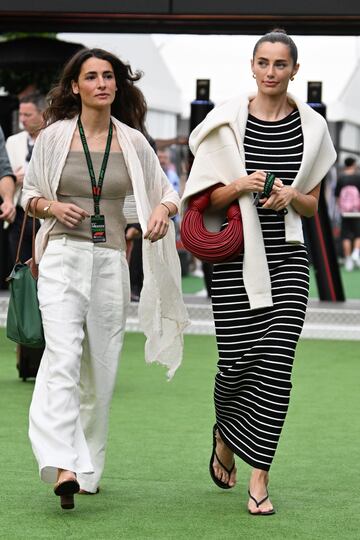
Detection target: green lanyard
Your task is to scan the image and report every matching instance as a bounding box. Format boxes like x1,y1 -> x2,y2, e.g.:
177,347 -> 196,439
77,118 -> 113,216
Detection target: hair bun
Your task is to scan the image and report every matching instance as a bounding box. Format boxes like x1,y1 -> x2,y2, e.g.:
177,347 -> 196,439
270,27 -> 287,34
253,27 -> 298,65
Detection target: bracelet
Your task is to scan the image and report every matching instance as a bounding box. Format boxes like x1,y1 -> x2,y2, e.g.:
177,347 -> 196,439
160,202 -> 171,216
43,200 -> 56,218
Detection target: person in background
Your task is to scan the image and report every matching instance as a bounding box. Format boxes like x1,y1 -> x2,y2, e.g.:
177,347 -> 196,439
22,47 -> 187,510
182,28 -> 336,515
156,135 -> 188,151
6,93 -> 46,265
6,94 -> 47,377
0,127 -> 16,287
128,141 -> 185,301
0,126 -> 16,225
335,156 -> 360,271
324,164 -> 338,222
157,147 -> 180,193
126,221 -> 143,301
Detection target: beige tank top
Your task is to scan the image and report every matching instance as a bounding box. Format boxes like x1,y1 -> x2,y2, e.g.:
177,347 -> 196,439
49,151 -> 133,250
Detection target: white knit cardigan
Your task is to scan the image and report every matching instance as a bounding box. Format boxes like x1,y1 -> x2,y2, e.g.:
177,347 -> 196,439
22,115 -> 189,379
181,93 -> 337,310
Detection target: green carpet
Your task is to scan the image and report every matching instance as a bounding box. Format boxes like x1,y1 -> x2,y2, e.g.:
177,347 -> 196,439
308,265 -> 360,300
182,267 -> 360,299
0,330 -> 359,539
182,275 -> 205,294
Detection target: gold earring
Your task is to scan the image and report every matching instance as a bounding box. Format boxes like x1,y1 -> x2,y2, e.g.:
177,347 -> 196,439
290,76 -> 295,81
252,74 -> 256,79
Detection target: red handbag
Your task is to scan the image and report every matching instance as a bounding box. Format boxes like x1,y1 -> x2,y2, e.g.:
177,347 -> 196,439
180,184 -> 244,263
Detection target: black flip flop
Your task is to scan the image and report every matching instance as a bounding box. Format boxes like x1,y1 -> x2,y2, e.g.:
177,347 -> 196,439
209,424 -> 235,490
248,489 -> 276,515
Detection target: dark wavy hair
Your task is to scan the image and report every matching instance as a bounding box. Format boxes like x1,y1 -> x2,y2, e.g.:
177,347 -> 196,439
44,48 -> 148,134
253,28 -> 298,65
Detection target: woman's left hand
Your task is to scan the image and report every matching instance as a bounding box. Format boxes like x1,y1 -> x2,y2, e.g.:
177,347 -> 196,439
260,186 -> 298,213
144,204 -> 170,242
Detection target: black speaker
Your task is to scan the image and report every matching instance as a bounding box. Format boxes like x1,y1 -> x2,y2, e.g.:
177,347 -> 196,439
190,79 -> 214,133
196,79 -> 211,101
305,81 -> 345,301
307,81 -> 322,103
307,82 -> 326,118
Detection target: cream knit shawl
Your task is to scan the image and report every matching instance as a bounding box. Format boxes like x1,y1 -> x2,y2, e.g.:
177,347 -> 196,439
181,93 -> 337,310
22,116 -> 189,379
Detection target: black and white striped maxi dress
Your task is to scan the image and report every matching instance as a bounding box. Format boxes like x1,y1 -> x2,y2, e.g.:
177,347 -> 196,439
211,110 -> 309,471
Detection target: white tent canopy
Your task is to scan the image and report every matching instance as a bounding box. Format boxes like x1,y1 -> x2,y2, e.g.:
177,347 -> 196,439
328,60 -> 360,125
60,33 -> 360,135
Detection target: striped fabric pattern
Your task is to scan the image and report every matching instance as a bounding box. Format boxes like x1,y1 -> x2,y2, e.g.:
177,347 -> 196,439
211,110 -> 309,470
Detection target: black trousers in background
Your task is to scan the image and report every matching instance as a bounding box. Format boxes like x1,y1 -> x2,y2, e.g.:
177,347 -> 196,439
129,236 -> 143,299
202,262 -> 213,298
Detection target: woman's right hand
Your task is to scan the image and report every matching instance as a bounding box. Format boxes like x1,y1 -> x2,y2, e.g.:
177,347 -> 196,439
210,171 -> 283,211
234,170 -> 283,195
50,202 -> 90,229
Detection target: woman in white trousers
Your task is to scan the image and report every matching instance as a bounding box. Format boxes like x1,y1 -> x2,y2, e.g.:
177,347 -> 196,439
22,47 -> 187,510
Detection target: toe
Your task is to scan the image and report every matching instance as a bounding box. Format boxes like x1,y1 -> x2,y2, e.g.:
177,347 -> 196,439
228,466 -> 237,487
212,462 -> 220,481
248,496 -> 274,514
217,464 -> 227,483
222,470 -> 229,484
216,459 -> 230,484
214,433 -> 235,485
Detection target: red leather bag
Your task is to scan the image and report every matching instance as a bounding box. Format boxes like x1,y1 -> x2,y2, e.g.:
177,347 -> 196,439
180,184 -> 244,263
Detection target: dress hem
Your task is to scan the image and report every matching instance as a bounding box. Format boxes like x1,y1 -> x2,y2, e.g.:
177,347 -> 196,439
216,422 -> 271,472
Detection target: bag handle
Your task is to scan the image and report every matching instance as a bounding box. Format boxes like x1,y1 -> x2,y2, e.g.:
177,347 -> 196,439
15,197 -> 42,265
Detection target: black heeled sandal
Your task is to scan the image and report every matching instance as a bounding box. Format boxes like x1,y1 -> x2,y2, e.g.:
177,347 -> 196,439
54,478 -> 80,510
78,487 -> 100,495
248,489 -> 276,515
209,424 -> 235,490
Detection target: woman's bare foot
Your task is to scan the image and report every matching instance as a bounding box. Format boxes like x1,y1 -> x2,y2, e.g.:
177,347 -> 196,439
55,468 -> 77,486
212,428 -> 237,487
248,469 -> 274,514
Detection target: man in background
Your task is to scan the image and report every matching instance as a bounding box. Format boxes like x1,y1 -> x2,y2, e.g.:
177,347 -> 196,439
0,125 -> 16,287
335,156 -> 360,271
0,127 -> 15,223
6,93 -> 46,264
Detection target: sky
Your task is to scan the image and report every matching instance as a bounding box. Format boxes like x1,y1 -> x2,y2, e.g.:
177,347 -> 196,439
59,33 -> 360,118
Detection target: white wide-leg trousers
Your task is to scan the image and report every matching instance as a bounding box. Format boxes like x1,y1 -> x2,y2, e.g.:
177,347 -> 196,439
29,237 -> 130,492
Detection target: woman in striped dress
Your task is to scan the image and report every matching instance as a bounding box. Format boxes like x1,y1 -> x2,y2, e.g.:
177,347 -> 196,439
181,29 -> 336,514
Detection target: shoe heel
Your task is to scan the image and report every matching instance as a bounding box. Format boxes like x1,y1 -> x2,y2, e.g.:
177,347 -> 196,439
54,477 -> 80,510
60,494 -> 75,510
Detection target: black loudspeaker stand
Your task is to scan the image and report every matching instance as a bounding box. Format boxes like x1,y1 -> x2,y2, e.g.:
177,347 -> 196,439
306,83 -> 345,301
